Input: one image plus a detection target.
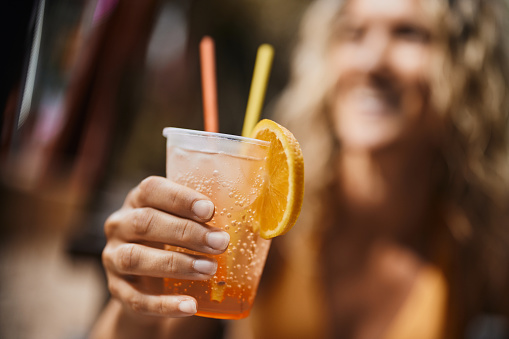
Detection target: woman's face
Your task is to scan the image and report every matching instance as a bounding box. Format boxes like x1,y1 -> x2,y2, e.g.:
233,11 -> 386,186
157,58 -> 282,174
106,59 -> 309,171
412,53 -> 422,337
329,0 -> 438,152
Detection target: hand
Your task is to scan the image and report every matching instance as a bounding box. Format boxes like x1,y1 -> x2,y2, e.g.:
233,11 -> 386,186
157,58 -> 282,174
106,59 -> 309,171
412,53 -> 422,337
102,176 -> 230,318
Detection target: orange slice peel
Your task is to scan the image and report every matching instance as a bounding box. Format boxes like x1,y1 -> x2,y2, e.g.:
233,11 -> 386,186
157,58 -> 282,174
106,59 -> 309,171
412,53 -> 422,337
250,119 -> 304,239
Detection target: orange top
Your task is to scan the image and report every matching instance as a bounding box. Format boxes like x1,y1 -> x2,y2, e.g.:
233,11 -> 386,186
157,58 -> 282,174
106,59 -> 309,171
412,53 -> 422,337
382,265 -> 447,339
226,242 -> 448,339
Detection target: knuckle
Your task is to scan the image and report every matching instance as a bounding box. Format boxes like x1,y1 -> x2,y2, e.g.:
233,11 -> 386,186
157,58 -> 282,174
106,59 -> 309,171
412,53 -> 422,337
127,293 -> 145,313
107,279 -> 119,298
157,299 -> 168,315
168,184 -> 191,211
173,219 -> 195,243
167,185 -> 180,209
131,208 -> 155,236
117,244 -> 140,272
137,176 -> 159,202
164,252 -> 177,273
101,245 -> 114,268
104,211 -> 122,239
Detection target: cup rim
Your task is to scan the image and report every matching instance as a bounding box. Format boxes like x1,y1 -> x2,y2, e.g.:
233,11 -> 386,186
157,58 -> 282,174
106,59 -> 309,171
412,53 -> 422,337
163,127 -> 270,147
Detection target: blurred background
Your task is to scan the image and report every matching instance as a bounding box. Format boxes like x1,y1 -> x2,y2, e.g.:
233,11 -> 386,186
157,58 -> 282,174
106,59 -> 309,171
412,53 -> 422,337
0,0 -> 311,338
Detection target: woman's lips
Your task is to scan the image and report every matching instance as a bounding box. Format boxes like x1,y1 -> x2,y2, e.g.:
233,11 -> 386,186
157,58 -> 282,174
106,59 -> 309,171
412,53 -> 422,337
350,88 -> 399,117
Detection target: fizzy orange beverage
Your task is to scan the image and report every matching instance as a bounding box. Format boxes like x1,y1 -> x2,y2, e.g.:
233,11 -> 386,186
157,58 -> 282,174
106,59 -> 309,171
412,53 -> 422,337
162,127 -> 271,319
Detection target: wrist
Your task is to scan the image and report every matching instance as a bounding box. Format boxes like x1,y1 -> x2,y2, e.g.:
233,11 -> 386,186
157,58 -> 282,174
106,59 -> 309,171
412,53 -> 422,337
90,299 -> 166,339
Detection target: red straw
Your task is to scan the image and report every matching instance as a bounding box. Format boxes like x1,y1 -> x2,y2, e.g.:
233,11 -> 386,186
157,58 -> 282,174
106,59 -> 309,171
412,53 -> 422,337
200,36 -> 219,132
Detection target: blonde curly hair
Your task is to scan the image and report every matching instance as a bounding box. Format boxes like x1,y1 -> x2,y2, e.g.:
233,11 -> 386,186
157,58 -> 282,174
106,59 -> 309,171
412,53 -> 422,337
274,0 -> 509,316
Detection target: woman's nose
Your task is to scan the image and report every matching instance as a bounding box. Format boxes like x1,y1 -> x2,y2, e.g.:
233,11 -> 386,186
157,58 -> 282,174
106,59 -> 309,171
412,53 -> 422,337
357,31 -> 391,75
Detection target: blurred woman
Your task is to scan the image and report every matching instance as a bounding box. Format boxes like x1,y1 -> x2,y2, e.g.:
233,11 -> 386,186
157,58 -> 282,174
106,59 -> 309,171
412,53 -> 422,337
90,0 -> 509,338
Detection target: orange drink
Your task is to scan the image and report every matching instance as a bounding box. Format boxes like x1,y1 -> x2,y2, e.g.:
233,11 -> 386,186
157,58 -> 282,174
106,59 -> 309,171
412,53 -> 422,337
163,127 -> 271,320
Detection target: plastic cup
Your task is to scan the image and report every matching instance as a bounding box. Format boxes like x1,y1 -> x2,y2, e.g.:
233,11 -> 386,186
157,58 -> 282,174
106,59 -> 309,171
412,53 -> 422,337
162,127 -> 271,320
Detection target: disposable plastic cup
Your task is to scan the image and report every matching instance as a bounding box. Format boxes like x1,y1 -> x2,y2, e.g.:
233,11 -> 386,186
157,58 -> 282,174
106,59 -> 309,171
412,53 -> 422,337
162,127 -> 271,320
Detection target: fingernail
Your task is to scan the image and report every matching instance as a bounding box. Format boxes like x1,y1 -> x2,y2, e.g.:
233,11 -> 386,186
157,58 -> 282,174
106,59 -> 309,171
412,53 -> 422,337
206,232 -> 230,251
193,259 -> 217,275
192,200 -> 214,220
178,300 -> 197,314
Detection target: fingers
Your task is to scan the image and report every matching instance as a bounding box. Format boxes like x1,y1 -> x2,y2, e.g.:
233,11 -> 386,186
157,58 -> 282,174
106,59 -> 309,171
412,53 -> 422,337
103,243 -> 218,280
108,275 -> 198,317
102,176 -> 228,318
105,207 -> 230,254
125,176 -> 215,223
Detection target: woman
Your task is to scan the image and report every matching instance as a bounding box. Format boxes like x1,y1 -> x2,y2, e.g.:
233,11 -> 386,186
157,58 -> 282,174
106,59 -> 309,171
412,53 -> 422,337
90,0 -> 509,338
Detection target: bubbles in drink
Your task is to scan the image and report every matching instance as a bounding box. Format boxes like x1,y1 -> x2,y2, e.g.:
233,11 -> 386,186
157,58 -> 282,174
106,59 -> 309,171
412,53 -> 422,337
164,145 -> 271,319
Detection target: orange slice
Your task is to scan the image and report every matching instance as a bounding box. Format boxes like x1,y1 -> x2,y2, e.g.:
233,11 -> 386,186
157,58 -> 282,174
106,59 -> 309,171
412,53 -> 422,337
250,119 -> 304,239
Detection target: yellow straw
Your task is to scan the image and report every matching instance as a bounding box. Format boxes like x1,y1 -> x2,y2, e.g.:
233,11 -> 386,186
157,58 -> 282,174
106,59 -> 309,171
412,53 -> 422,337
241,44 -> 274,137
